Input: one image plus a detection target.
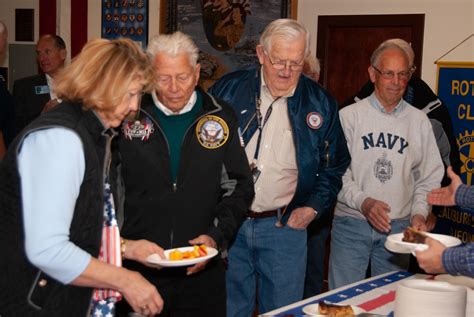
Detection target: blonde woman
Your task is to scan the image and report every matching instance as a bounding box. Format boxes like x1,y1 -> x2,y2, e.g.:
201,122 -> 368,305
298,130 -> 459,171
0,38 -> 163,316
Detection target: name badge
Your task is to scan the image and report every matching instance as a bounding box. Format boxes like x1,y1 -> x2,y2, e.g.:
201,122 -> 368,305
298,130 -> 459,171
35,85 -> 50,95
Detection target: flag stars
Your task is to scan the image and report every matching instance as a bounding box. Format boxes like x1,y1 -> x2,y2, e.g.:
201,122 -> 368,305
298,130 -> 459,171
93,308 -> 103,317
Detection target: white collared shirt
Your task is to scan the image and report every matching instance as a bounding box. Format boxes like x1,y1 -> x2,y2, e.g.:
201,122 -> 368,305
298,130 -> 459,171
45,74 -> 56,99
245,71 -> 298,212
45,73 -> 63,102
151,90 -> 197,116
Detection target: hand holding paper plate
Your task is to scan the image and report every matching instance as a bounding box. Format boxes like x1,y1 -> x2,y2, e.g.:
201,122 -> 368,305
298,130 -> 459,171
385,232 -> 461,254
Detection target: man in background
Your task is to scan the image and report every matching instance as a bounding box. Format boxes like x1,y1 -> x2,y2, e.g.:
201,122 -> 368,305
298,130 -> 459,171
0,21 -> 15,159
329,40 -> 443,289
342,38 -> 462,273
13,34 -> 66,133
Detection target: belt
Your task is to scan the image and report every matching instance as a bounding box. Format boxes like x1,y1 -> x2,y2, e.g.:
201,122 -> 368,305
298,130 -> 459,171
246,209 -> 280,219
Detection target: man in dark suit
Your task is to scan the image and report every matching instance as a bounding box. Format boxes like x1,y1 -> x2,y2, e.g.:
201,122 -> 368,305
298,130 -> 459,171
13,34 -> 66,134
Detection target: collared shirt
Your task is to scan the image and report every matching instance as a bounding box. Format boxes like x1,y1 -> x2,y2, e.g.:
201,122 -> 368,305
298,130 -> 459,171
442,243 -> 474,277
369,93 -> 406,116
455,184 -> 474,208
45,73 -> 57,100
152,90 -> 197,116
245,71 -> 298,212
441,184 -> 474,277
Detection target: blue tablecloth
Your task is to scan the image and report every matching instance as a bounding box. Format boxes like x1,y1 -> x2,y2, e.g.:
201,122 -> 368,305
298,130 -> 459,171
262,271 -> 416,317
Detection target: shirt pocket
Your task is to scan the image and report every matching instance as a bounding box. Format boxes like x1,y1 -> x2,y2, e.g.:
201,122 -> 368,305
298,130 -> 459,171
276,128 -> 297,168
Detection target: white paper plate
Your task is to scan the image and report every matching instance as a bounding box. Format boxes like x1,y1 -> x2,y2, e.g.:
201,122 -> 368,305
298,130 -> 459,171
146,246 -> 218,267
435,274 -> 474,289
395,279 -> 467,317
302,303 -> 365,316
385,232 -> 461,254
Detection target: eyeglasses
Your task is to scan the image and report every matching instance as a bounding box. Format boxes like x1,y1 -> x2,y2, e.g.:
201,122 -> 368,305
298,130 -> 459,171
372,65 -> 412,81
264,51 -> 304,71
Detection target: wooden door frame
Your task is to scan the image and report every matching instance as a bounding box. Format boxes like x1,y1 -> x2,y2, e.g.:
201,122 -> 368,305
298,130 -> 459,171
316,14 -> 425,87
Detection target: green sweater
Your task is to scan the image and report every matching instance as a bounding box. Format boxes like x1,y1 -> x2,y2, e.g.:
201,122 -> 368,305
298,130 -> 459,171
154,92 -> 203,183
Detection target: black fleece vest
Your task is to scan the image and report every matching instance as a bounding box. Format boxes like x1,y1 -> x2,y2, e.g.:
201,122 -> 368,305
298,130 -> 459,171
0,102 -> 114,316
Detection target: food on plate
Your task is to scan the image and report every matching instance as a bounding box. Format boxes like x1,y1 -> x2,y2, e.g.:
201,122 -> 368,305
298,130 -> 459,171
168,245 -> 208,261
402,226 -> 428,244
318,301 -> 354,317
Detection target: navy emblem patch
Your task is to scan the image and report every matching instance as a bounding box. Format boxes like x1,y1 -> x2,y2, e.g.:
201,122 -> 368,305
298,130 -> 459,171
196,115 -> 229,149
374,152 -> 393,184
306,112 -> 323,129
122,118 -> 155,141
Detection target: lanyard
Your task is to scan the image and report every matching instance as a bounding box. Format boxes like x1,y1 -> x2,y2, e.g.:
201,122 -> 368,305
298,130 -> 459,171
252,96 -> 281,161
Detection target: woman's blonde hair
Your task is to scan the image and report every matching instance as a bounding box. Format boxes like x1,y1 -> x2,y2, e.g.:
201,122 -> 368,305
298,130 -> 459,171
55,38 -> 154,112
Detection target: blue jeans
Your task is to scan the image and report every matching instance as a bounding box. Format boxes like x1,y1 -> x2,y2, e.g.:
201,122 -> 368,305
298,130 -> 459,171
328,216 -> 410,290
226,217 -> 307,317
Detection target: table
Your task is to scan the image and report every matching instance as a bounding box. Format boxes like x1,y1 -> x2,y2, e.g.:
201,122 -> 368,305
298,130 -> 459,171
261,271 -> 431,317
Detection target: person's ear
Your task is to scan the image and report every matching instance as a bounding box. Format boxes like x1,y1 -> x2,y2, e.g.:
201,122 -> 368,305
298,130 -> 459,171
368,66 -> 376,83
194,63 -> 201,86
256,45 -> 265,65
60,49 -> 67,61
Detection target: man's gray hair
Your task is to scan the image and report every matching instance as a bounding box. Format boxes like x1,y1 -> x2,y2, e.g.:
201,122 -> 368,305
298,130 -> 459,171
259,19 -> 310,57
147,31 -> 199,67
384,38 -> 415,68
370,41 -> 409,69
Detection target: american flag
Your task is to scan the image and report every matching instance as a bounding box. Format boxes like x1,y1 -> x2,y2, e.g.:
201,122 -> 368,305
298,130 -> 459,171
92,180 -> 122,304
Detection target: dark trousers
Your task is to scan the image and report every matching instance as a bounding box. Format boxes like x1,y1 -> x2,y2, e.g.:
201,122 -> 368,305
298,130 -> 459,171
304,213 -> 332,298
117,258 -> 226,317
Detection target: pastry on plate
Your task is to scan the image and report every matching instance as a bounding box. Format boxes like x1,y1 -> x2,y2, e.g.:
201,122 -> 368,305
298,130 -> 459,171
318,301 -> 354,316
402,226 -> 428,244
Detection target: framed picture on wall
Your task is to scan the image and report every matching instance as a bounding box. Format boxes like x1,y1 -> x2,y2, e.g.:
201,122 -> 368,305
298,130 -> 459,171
160,0 -> 297,89
101,0 -> 149,48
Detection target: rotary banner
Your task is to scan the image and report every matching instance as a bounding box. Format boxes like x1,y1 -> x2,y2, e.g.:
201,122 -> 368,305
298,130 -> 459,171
436,61 -> 474,243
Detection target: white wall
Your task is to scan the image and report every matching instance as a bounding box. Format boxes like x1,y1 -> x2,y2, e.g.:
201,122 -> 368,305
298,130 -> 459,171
297,0 -> 474,90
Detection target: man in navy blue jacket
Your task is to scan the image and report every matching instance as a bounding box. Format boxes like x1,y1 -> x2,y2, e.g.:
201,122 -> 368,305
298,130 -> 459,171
209,19 -> 350,316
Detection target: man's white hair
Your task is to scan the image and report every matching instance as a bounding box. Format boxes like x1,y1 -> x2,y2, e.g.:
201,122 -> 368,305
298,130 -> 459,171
370,41 -> 410,69
259,19 -> 310,57
382,38 -> 415,68
147,31 -> 199,67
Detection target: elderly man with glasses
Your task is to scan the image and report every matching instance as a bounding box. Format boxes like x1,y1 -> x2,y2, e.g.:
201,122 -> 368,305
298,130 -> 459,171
209,19 -> 350,316
328,39 -> 444,289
